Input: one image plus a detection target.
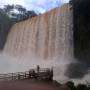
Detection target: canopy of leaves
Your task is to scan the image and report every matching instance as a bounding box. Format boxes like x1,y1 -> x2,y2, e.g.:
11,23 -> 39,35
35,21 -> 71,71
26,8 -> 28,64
0,4 -> 38,50
0,9 -> 13,49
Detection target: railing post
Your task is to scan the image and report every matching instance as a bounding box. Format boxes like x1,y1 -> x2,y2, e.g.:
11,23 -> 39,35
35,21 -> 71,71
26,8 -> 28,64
28,70 -> 31,79
12,73 -> 13,80
18,73 -> 20,80
50,67 -> 53,81
24,72 -> 26,79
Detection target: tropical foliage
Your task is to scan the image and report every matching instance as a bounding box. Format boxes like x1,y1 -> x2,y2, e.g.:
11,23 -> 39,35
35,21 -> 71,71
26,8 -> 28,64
0,4 -> 38,49
65,81 -> 90,90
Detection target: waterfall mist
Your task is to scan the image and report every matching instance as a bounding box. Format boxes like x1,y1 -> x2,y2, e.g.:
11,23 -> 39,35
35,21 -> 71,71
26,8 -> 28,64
0,3 -> 90,84
0,3 -> 73,81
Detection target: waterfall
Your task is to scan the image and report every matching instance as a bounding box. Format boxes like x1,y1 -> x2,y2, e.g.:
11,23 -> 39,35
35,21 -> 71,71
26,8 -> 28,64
0,3 -> 90,84
0,3 -> 76,82
4,4 -> 73,61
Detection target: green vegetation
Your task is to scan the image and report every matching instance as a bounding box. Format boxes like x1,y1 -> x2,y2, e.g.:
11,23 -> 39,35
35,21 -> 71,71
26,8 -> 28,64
65,81 -> 90,90
53,81 -> 90,90
0,4 -> 37,22
0,4 -> 38,50
0,8 -> 12,49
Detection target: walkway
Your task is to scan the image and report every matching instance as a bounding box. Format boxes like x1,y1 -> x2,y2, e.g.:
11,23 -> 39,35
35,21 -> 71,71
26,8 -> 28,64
0,80 -> 69,90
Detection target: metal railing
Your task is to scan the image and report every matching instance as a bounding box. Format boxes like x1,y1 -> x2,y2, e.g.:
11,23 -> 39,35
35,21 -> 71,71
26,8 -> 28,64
0,68 -> 53,81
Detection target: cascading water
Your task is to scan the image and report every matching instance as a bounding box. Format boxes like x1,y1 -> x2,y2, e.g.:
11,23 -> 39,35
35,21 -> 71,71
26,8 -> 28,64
4,4 -> 73,61
0,3 -> 75,83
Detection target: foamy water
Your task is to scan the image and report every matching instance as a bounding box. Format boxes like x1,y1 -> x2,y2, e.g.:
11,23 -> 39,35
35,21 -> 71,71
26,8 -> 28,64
0,3 -> 89,84
0,3 -> 73,82
0,52 -> 71,81
4,4 -> 73,61
0,52 -> 90,85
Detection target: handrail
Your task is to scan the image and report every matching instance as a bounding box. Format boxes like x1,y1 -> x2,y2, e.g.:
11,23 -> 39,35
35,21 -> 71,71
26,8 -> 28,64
0,67 -> 53,81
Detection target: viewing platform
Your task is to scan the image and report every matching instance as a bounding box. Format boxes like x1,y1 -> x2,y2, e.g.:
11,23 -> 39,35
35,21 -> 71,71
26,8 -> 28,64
0,66 -> 53,81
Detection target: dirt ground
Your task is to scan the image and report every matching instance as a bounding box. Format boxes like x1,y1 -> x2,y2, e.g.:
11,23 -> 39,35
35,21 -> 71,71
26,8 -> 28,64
0,80 -> 69,90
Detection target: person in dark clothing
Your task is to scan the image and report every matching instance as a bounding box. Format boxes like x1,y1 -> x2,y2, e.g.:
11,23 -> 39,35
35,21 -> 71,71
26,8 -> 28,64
37,65 -> 40,73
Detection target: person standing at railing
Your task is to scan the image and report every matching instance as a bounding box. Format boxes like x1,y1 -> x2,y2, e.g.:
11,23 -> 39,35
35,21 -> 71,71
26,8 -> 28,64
37,65 -> 40,73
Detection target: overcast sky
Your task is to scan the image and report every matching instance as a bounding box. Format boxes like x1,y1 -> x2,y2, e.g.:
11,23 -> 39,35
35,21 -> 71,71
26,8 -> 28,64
0,0 -> 69,13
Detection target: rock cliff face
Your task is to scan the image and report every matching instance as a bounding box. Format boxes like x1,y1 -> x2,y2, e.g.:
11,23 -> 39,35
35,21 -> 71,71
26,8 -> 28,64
4,3 -> 73,61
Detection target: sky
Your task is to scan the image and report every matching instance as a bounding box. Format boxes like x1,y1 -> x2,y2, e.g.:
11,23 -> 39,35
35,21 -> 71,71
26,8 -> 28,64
0,0 -> 69,13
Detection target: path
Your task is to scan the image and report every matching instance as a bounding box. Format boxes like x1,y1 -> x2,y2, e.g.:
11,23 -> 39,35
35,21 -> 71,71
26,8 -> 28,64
0,80 -> 69,90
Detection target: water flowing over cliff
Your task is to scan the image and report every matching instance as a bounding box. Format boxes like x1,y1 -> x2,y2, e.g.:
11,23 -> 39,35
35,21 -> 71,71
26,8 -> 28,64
0,3 -> 75,82
4,4 -> 73,61
0,3 -> 90,84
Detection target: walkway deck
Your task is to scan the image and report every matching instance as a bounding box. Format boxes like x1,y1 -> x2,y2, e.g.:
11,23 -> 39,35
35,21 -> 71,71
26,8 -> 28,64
0,67 -> 53,81
0,80 -> 68,90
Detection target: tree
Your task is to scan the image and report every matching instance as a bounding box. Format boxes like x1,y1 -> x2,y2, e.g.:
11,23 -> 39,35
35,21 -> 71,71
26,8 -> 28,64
0,4 -> 38,50
15,5 -> 26,14
3,5 -> 14,15
2,4 -> 38,22
25,11 -> 37,18
0,10 -> 13,49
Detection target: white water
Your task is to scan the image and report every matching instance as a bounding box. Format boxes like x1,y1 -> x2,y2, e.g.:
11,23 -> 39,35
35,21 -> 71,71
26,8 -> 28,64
0,3 -> 90,84
4,4 -> 73,60
0,3 -> 77,83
